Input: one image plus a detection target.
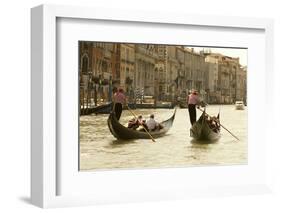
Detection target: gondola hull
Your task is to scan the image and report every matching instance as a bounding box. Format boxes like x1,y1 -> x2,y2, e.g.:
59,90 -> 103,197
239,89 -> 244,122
108,109 -> 176,140
92,103 -> 112,114
190,111 -> 221,141
91,103 -> 137,115
80,103 -> 112,115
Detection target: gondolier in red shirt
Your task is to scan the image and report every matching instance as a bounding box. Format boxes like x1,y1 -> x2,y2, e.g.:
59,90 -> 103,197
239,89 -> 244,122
187,89 -> 201,125
113,88 -> 127,120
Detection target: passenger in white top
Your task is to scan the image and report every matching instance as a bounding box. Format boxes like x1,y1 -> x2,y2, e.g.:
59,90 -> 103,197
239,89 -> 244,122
146,114 -> 163,131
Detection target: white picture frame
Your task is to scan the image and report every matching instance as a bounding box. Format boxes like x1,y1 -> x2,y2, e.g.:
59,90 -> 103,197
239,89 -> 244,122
31,4 -> 274,208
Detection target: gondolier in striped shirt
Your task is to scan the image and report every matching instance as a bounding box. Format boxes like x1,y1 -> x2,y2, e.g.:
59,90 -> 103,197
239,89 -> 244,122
187,89 -> 201,126
113,88 -> 127,120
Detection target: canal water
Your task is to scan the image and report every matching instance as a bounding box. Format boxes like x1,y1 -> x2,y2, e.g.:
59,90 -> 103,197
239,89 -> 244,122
80,105 -> 247,171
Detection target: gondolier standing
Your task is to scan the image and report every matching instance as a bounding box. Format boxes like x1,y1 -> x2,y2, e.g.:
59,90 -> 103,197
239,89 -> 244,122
113,88 -> 127,120
187,89 -> 200,126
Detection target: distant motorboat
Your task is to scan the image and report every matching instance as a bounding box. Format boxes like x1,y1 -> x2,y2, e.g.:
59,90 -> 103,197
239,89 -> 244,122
235,101 -> 245,110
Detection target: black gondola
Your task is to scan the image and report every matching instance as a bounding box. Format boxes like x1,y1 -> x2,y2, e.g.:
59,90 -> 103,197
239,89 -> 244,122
107,109 -> 176,140
91,103 -> 137,114
92,102 -> 112,114
80,103 -> 112,115
190,110 -> 221,141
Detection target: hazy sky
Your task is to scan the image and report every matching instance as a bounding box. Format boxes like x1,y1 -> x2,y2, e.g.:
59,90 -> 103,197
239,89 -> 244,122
188,46 -> 248,67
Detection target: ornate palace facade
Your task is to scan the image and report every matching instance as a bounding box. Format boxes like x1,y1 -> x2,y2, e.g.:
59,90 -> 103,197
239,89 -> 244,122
79,41 -> 247,106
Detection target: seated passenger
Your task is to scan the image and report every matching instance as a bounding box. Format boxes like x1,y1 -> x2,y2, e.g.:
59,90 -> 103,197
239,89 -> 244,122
207,116 -> 220,132
128,115 -> 145,130
146,114 -> 163,131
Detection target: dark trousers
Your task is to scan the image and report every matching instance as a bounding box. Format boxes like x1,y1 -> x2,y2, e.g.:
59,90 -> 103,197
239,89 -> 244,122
188,104 -> 196,125
114,103 -> 123,120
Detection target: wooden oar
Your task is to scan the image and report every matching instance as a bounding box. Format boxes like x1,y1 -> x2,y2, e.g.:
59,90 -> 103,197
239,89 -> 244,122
126,104 -> 156,142
197,108 -> 240,141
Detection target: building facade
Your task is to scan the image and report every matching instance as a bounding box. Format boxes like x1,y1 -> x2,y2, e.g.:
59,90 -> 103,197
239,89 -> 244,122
135,44 -> 158,100
204,52 -> 246,104
79,42 -> 119,106
184,48 -> 206,99
79,41 -> 247,107
119,44 -> 135,101
154,45 -> 168,101
204,54 -> 219,103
